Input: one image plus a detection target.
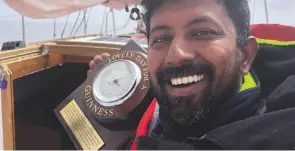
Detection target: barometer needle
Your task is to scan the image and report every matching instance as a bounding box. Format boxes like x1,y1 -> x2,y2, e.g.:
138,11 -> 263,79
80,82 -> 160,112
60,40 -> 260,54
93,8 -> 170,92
113,79 -> 120,87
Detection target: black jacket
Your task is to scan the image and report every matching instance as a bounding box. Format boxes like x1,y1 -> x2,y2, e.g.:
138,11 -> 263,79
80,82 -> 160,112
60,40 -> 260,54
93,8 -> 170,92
136,44 -> 295,150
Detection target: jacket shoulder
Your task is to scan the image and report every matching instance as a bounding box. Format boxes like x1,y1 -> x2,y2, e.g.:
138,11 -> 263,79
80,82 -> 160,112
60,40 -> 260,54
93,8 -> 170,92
204,107 -> 295,149
266,75 -> 295,112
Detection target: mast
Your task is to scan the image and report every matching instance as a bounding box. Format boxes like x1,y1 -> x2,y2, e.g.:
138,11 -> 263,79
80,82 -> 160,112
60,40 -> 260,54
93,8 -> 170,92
21,16 -> 26,41
264,0 -> 269,23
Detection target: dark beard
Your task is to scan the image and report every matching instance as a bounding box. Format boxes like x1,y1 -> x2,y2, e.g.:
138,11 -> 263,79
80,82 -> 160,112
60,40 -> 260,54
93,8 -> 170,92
151,59 -> 241,127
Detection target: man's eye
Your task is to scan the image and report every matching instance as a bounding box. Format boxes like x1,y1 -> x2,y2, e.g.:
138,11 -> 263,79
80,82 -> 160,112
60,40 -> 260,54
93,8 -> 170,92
152,36 -> 172,44
192,29 -> 219,39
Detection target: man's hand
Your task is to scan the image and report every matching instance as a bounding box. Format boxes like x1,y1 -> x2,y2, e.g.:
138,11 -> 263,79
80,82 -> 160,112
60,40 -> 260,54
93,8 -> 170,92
88,53 -> 110,76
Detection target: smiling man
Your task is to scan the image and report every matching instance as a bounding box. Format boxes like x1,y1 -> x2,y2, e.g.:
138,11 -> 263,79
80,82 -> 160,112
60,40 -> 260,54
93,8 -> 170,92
88,0 -> 295,149
145,0 -> 257,128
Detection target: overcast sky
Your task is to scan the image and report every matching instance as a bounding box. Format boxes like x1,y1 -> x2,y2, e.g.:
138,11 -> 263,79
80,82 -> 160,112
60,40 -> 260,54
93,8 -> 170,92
1,0 -> 294,24
0,0 -> 294,44
250,0 -> 295,25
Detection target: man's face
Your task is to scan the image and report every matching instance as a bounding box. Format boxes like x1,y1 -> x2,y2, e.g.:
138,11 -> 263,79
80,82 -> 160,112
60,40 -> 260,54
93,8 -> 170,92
147,0 -> 257,126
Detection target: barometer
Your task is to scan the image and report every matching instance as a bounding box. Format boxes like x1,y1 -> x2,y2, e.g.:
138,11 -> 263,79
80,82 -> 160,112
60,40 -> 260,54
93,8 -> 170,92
85,49 -> 151,122
92,60 -> 141,107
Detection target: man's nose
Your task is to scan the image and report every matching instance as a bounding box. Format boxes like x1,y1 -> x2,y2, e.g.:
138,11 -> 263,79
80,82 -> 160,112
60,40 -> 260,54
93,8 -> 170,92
165,38 -> 195,65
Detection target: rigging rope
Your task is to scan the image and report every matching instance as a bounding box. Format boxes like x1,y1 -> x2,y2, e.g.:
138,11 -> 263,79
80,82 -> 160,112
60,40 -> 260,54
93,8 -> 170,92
100,7 -> 108,34
85,8 -> 92,34
111,8 -> 116,35
252,0 -> 256,23
69,11 -> 81,37
60,15 -> 70,38
73,9 -> 88,36
102,17 -> 130,35
83,9 -> 87,35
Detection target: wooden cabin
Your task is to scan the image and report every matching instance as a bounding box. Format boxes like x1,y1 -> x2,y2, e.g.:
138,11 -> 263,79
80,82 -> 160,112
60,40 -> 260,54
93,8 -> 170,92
0,34 -> 147,150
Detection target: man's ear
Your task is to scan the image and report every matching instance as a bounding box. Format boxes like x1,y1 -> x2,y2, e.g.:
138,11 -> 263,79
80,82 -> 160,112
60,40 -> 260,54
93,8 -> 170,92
240,36 -> 258,75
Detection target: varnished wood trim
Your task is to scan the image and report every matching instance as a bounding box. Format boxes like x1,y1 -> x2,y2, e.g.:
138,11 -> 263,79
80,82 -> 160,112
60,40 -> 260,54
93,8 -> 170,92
46,44 -> 120,57
0,65 -> 14,150
5,54 -> 64,80
0,47 -> 40,62
55,41 -> 123,49
0,54 -> 40,64
0,53 -> 65,150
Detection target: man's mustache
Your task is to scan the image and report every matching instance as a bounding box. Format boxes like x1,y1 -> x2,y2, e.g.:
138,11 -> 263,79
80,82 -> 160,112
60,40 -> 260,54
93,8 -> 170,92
156,63 -> 215,86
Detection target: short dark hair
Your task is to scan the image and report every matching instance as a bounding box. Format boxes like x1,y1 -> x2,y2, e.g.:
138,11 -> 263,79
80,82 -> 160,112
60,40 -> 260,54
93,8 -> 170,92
141,0 -> 251,46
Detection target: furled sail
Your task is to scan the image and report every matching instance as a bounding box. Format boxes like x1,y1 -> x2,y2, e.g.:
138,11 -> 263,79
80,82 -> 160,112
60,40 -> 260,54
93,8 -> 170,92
3,0 -> 141,19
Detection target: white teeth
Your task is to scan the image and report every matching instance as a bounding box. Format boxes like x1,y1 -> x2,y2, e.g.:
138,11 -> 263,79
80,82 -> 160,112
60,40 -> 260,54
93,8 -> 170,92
177,78 -> 182,85
194,75 -> 198,82
171,75 -> 204,86
171,79 -> 175,85
188,76 -> 194,83
182,77 -> 188,84
173,79 -> 177,85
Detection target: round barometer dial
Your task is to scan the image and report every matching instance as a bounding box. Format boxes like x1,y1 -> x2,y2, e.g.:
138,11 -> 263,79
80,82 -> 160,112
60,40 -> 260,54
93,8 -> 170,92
92,60 -> 142,107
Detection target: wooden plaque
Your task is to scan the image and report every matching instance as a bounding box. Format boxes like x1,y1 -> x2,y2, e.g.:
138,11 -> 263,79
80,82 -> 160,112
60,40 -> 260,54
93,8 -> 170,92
54,40 -> 153,150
